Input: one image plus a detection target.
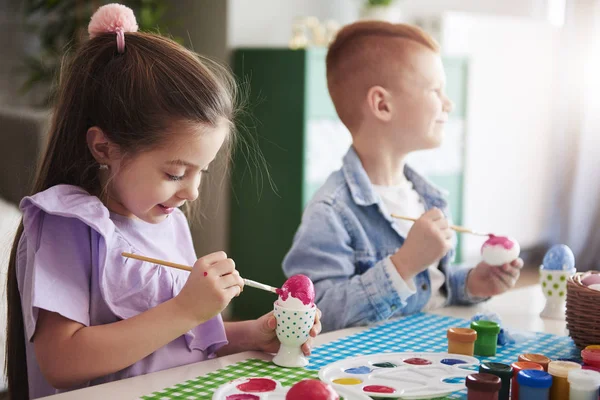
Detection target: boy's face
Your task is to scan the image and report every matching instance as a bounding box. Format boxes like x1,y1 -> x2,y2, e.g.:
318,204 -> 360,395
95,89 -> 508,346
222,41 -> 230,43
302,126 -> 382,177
106,119 -> 228,224
387,47 -> 453,152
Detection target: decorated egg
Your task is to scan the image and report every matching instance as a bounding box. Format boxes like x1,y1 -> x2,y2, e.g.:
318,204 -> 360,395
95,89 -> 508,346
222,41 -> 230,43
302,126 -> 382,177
582,274 -> 600,287
286,379 -> 339,400
481,235 -> 520,266
542,244 -> 575,271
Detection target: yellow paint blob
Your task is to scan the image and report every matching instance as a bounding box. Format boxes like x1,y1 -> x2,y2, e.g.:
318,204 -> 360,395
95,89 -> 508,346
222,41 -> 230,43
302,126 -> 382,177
332,378 -> 362,385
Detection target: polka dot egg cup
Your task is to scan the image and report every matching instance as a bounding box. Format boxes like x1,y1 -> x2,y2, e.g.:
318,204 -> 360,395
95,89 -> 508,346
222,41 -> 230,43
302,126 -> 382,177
540,266 -> 576,320
272,303 -> 316,368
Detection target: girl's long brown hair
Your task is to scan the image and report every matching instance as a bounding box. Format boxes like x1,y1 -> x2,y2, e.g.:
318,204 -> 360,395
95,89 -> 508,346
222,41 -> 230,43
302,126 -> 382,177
5,31 -> 237,399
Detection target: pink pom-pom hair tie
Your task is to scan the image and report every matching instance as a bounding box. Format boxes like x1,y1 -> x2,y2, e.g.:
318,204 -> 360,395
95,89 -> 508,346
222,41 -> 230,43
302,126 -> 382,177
88,3 -> 138,53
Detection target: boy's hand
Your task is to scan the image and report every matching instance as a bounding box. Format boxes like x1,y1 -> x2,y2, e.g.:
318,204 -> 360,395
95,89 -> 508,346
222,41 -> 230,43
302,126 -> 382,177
390,208 -> 453,281
466,258 -> 524,298
253,308 -> 322,356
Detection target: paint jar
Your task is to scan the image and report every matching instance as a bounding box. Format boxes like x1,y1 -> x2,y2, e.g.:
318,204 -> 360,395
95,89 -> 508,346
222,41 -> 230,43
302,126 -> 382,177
479,362 -> 513,400
548,360 -> 582,400
511,361 -> 544,400
582,348 -> 600,369
518,353 -> 551,371
466,373 -> 501,400
447,327 -> 477,356
470,320 -> 500,357
568,369 -> 600,400
517,369 -> 552,400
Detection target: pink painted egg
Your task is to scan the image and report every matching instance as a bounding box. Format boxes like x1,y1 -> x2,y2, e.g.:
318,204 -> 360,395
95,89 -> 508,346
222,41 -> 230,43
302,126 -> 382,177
481,235 -> 520,266
582,274 -> 600,287
286,379 -> 339,400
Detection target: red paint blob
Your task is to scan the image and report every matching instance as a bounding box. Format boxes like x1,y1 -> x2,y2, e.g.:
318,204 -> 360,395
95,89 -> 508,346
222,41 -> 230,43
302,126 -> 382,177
203,272 -> 208,277
482,234 -> 514,250
276,274 -> 315,306
226,395 -> 260,400
236,378 -> 277,393
363,385 -> 396,394
286,379 -> 339,400
404,357 -> 432,365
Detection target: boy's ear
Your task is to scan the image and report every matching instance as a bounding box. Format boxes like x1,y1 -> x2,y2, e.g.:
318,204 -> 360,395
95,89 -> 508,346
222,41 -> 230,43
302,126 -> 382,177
86,127 -> 120,166
366,86 -> 393,122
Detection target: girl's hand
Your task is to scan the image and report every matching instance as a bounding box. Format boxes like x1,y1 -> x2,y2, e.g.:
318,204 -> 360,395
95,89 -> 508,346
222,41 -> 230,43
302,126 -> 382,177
175,251 -> 244,324
254,308 -> 322,356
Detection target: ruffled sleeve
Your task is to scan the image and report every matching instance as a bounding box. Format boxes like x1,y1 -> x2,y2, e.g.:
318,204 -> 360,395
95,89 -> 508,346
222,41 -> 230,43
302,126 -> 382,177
19,184 -> 227,353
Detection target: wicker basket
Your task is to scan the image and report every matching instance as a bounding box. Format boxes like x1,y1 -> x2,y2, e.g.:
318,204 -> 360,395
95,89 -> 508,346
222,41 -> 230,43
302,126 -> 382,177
566,271 -> 600,348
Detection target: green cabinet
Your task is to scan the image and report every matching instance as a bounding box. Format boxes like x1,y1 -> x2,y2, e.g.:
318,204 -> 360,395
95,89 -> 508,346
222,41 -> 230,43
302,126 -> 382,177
229,48 -> 468,320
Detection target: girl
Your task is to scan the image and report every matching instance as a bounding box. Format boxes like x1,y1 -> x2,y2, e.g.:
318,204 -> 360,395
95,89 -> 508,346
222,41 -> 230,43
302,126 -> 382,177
5,4 -> 321,399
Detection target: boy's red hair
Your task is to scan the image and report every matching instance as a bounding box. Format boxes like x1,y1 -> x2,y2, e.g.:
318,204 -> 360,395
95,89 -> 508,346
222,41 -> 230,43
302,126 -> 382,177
327,21 -> 439,130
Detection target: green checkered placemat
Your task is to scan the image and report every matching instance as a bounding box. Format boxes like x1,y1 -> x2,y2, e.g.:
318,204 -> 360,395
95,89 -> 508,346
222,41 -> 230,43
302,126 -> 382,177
139,358 -> 318,399
139,357 -> 456,399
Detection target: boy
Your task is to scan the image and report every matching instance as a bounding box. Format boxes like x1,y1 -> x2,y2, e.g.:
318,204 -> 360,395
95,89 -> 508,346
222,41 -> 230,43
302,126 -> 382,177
282,21 -> 522,332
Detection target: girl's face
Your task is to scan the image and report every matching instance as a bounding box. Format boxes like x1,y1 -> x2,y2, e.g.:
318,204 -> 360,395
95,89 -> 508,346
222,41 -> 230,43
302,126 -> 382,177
106,119 -> 228,223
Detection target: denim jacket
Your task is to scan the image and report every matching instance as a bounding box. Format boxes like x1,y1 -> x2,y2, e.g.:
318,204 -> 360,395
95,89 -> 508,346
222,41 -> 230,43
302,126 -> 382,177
282,147 -> 481,332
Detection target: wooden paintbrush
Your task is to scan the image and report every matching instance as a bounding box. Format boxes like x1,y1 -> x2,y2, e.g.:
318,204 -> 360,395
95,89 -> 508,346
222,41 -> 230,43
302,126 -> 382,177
390,214 -> 490,237
121,252 -> 278,294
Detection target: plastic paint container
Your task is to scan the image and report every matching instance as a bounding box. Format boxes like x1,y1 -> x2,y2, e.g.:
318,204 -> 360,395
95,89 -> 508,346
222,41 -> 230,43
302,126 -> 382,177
518,353 -> 551,371
466,373 -> 501,400
471,321 -> 500,357
548,360 -> 582,400
511,361 -> 544,400
517,369 -> 552,400
479,362 -> 512,400
447,327 -> 478,356
568,369 -> 600,400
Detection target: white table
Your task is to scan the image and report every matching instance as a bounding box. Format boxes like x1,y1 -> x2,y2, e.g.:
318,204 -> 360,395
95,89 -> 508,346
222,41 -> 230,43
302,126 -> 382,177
43,284 -> 564,399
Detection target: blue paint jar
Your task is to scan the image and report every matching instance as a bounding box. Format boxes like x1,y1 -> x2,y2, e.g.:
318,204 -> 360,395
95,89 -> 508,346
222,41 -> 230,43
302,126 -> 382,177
517,369 -> 553,400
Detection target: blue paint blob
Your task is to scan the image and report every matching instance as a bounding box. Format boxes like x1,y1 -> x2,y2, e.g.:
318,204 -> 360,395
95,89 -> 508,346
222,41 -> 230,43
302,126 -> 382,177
443,376 -> 466,385
441,358 -> 468,366
344,366 -> 372,374
458,364 -> 480,372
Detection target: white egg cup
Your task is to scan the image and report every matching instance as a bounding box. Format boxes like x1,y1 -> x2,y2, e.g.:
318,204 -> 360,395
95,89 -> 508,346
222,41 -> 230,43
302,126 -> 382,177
539,266 -> 575,320
272,302 -> 316,368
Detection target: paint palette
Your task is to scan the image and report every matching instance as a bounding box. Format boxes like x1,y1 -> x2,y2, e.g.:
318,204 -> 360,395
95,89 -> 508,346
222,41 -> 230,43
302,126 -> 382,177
318,352 -> 480,399
211,377 -> 370,400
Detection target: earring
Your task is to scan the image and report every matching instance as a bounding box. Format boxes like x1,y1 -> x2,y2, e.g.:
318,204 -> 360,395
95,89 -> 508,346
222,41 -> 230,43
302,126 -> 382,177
99,164 -> 109,170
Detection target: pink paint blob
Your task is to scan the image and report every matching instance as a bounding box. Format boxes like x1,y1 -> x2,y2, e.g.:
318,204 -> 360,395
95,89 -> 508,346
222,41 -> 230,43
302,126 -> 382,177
482,234 -> 515,251
404,358 -> 432,365
363,385 -> 396,394
236,378 -> 277,393
226,395 -> 260,400
276,274 -> 315,306
286,379 -> 339,400
203,272 -> 208,277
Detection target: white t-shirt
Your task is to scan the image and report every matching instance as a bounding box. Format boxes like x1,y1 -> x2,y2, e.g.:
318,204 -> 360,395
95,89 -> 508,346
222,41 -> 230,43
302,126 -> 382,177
373,177 -> 447,311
